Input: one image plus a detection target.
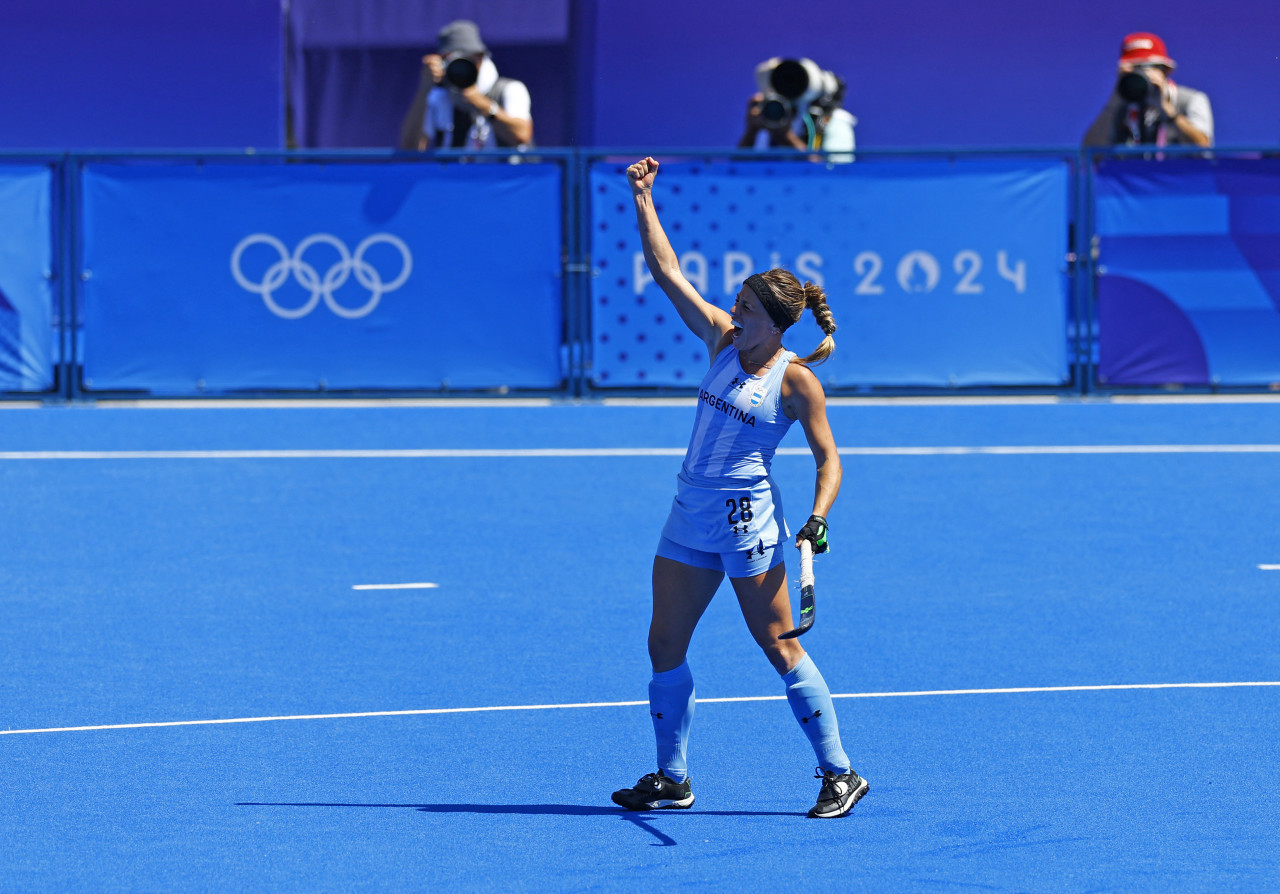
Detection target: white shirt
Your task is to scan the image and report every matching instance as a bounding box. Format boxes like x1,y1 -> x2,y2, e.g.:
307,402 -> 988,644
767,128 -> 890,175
424,57 -> 532,149
1168,82 -> 1214,143
821,108 -> 856,154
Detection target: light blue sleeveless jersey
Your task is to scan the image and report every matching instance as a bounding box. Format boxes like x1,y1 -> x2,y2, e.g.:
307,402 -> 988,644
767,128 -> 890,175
659,344 -> 797,557
682,344 -> 796,484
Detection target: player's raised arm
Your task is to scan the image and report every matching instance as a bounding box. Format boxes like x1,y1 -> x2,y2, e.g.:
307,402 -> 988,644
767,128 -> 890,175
627,157 -> 732,355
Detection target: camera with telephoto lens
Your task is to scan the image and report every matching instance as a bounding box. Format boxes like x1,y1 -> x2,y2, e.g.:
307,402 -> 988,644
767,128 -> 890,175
443,53 -> 479,89
754,57 -> 845,129
1116,63 -> 1161,105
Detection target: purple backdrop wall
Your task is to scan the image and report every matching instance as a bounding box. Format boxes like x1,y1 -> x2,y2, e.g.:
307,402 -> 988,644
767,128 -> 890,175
288,0 -> 572,148
1,1 -> 1274,151
0,0 -> 282,150
583,0 -> 1280,148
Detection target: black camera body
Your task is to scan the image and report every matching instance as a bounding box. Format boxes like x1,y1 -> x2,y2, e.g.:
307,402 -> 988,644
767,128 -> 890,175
754,57 -> 845,128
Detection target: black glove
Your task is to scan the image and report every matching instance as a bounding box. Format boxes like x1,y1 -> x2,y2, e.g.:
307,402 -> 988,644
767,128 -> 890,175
796,514 -> 829,554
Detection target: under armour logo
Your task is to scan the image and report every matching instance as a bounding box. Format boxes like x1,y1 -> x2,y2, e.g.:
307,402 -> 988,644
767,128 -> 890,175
651,711 -> 663,719
802,710 -> 822,724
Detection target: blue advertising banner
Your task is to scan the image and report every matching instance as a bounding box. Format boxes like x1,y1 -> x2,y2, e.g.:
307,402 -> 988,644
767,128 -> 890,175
1095,158 -> 1280,387
80,162 -> 563,393
589,159 -> 1070,388
0,165 -> 55,393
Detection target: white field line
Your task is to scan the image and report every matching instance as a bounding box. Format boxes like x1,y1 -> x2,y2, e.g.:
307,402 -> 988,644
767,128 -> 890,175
3,680 -> 1276,737
94,398 -> 556,409
1108,394 -> 1280,404
600,397 -> 1071,407
1258,565 -> 1280,571
0,448 -> 680,460
44,393 -> 1280,408
605,394 -> 1280,406
5,444 -> 1280,461
352,583 -> 439,591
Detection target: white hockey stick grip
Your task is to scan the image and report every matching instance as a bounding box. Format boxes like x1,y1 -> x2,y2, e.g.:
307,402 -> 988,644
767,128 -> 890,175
799,538 -> 814,589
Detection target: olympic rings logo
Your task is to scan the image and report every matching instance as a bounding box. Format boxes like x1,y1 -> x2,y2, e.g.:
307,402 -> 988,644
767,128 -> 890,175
230,233 -> 413,320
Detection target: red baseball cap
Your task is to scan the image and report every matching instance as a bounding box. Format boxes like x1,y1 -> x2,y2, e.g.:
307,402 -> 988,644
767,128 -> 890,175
1119,32 -> 1176,69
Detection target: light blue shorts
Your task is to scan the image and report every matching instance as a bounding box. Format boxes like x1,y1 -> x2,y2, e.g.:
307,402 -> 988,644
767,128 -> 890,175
660,473 -> 789,550
656,472 -> 790,578
655,535 -> 786,580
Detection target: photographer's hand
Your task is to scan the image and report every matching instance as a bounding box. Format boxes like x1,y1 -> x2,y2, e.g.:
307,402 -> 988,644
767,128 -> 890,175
738,94 -> 767,147
423,54 -> 445,86
1143,67 -> 1179,121
1146,67 -> 1211,147
738,93 -> 806,149
458,85 -> 493,115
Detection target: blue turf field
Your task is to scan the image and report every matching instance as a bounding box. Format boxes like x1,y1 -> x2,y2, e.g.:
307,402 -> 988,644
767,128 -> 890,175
2,398 -> 1279,891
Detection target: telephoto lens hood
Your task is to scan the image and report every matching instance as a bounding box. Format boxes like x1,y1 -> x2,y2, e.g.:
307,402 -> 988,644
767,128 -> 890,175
768,59 -> 814,100
1117,70 -> 1151,104
444,55 -> 479,89
755,57 -> 824,103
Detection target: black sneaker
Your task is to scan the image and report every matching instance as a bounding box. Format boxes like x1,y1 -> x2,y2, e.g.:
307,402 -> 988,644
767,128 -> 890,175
611,771 -> 695,811
807,767 -> 868,818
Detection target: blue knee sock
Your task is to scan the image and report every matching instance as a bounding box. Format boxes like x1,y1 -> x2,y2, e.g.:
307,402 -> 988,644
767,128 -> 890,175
649,661 -> 695,783
782,654 -> 850,775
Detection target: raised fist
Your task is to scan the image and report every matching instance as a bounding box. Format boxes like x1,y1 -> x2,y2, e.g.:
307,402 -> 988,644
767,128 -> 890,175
626,157 -> 659,194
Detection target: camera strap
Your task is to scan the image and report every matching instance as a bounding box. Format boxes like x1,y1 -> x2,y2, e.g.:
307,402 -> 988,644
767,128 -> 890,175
447,77 -> 521,148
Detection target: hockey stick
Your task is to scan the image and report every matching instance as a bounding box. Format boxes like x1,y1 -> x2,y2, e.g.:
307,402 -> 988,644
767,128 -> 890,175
778,539 -> 815,639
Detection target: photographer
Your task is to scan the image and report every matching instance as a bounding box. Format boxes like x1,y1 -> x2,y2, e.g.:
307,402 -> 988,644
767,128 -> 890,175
398,20 -> 533,151
737,57 -> 855,155
1083,32 -> 1213,149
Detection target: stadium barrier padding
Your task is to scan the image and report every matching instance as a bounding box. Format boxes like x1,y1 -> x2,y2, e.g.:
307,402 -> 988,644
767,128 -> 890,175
1,148 -> 1276,399
589,157 -> 1071,388
1093,156 -> 1280,387
78,160 -> 564,393
0,163 -> 57,393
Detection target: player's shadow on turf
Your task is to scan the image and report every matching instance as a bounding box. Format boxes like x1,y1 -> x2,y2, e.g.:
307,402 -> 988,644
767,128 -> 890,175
238,802 -> 800,847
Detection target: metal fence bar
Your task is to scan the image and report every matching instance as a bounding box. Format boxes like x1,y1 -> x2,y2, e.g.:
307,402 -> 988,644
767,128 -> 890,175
1079,149 -> 1099,394
65,155 -> 85,400
566,150 -> 593,396
54,155 -> 72,400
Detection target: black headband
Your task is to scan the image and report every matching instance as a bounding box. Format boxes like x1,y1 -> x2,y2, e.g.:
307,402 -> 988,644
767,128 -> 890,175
745,274 -> 795,332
